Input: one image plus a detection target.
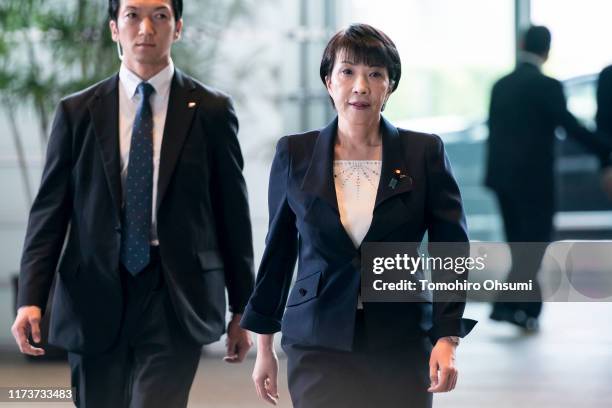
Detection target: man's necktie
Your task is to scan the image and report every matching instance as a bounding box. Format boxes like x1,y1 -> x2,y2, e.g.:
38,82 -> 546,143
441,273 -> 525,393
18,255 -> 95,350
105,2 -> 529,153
121,82 -> 155,275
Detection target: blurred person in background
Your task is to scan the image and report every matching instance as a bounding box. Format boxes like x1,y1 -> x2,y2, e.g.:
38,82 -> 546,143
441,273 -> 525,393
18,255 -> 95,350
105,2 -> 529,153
241,23 -> 476,408
10,0 -> 254,406
596,64 -> 612,198
485,25 -> 612,330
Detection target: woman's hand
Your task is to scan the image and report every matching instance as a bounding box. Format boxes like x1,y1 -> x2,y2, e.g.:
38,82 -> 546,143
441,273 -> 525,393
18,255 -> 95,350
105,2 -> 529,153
427,337 -> 458,393
252,334 -> 280,405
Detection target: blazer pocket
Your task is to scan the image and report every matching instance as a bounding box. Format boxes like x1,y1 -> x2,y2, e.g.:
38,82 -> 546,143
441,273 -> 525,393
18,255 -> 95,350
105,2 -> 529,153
286,271 -> 321,307
197,250 -> 225,271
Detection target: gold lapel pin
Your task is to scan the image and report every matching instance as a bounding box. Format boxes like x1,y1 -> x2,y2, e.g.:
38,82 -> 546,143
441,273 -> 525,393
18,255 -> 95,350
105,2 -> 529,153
188,102 -> 196,108
389,169 -> 409,189
389,169 -> 401,189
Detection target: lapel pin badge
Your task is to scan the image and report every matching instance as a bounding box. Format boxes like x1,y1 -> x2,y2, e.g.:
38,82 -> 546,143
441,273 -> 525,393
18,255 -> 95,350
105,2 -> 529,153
388,169 -> 401,189
389,169 -> 410,189
188,102 -> 196,108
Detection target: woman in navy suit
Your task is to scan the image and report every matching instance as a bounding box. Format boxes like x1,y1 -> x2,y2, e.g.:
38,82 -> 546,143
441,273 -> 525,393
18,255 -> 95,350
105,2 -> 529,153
240,23 -> 476,408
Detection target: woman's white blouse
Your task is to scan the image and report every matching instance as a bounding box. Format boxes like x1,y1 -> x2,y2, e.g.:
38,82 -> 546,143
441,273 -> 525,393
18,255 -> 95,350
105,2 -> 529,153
333,160 -> 382,247
334,160 -> 381,310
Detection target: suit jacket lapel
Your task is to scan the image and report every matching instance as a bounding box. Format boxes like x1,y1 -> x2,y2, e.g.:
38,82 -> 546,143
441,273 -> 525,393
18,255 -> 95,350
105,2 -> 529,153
301,117 -> 339,212
362,117 -> 414,243
89,75 -> 122,217
301,117 -> 361,252
301,116 -> 416,247
156,69 -> 200,212
374,116 -> 413,209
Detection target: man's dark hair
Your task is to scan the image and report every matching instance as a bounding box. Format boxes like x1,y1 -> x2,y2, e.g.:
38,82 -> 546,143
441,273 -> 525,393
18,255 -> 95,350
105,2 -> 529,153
108,0 -> 183,22
522,25 -> 551,56
319,23 -> 402,99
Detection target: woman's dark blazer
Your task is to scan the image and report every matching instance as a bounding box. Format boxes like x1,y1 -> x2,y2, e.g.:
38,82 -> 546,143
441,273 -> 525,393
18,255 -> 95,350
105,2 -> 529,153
240,116 -> 476,351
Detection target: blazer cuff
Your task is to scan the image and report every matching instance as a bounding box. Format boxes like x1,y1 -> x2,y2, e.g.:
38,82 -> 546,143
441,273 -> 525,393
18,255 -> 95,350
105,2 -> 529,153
427,318 -> 477,345
239,303 -> 282,334
228,301 -> 247,315
17,289 -> 49,315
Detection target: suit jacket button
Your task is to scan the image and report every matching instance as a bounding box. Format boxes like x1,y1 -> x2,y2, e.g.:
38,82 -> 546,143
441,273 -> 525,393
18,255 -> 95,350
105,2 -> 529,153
299,288 -> 307,296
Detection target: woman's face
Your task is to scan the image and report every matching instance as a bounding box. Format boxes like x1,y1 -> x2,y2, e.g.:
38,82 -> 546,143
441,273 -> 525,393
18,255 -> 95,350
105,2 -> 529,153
326,50 -> 392,127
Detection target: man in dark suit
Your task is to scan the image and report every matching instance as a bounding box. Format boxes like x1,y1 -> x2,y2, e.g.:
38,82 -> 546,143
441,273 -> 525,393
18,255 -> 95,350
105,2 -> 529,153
10,0 -> 254,406
596,64 -> 612,141
596,65 -> 612,197
485,25 -> 611,329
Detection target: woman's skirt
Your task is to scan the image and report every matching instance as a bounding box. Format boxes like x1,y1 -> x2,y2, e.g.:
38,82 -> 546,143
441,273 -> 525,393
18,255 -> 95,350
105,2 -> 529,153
281,310 -> 433,408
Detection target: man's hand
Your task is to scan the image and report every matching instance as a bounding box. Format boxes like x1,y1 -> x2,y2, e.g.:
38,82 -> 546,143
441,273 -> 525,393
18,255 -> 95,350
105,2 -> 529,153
427,337 -> 458,393
224,313 -> 252,363
11,306 -> 45,356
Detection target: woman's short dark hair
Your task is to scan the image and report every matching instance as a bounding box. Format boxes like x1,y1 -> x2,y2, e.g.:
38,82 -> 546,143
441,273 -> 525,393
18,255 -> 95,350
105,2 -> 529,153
319,23 -> 401,94
108,0 -> 183,22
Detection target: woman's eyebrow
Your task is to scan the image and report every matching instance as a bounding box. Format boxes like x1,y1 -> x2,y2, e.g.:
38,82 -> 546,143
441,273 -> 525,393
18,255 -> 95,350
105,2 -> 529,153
339,60 -> 384,68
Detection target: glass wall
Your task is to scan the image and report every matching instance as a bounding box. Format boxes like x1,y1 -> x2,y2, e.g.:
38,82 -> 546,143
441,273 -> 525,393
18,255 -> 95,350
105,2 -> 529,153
531,0 -> 612,79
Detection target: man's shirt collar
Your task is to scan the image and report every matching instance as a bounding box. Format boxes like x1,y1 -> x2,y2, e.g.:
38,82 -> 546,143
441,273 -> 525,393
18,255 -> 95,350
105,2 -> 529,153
119,60 -> 175,99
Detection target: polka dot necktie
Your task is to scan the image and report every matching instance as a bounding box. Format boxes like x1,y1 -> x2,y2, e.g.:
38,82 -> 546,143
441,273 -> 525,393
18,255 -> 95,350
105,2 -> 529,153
120,82 -> 155,275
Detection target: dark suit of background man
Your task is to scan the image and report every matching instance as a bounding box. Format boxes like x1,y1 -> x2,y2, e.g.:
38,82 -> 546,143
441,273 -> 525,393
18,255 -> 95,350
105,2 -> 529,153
10,0 -> 255,407
596,64 -> 612,142
485,25 -> 611,330
596,64 -> 612,196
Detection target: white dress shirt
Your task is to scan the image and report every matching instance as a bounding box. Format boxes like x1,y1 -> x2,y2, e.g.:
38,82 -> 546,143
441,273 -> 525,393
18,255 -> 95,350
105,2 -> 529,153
118,61 -> 174,245
519,50 -> 545,70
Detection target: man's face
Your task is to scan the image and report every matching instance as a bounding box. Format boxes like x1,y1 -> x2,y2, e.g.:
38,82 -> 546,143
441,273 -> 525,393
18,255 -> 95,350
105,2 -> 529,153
109,0 -> 182,68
